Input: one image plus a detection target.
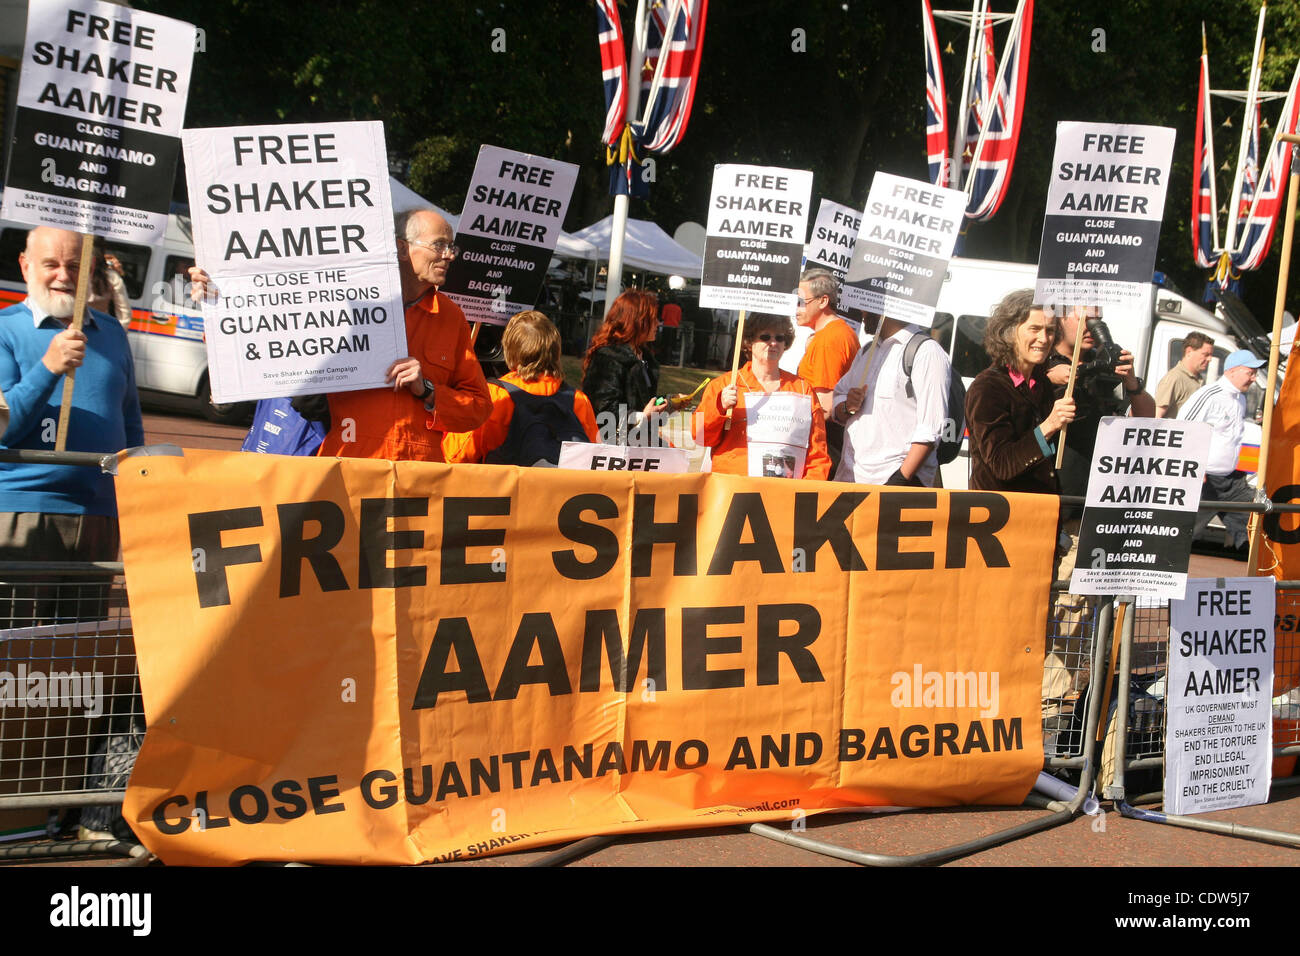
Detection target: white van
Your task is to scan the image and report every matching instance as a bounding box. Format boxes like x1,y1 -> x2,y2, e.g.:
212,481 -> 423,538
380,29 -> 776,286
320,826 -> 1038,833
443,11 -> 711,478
929,257 -> 1261,488
0,204 -> 249,424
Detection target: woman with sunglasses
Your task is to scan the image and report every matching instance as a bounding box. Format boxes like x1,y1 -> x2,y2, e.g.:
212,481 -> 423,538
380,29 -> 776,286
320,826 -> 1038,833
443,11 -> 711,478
692,313 -> 830,479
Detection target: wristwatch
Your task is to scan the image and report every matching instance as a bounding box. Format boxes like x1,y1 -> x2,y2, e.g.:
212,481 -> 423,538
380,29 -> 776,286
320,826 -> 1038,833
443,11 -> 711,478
418,378 -> 436,411
1124,376 -> 1145,395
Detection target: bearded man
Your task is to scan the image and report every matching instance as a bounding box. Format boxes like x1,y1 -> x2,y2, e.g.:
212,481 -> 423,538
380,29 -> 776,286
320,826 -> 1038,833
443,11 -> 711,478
0,226 -> 143,622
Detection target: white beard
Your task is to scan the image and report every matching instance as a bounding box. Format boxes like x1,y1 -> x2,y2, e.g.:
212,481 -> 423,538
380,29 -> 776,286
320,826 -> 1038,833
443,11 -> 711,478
31,284 -> 75,320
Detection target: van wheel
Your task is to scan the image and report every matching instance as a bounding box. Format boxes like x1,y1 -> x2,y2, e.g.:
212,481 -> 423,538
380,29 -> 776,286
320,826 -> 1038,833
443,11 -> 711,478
198,374 -> 253,426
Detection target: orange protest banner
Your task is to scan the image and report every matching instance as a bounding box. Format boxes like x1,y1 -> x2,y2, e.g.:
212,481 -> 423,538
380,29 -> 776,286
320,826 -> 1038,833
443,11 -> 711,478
117,449 -> 1057,865
1256,333 -> 1300,699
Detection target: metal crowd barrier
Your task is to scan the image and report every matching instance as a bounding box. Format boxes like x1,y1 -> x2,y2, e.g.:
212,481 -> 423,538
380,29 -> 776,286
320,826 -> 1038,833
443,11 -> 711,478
1105,581 -> 1300,849
0,449 -> 145,862
0,561 -> 145,861
748,582 -> 1111,866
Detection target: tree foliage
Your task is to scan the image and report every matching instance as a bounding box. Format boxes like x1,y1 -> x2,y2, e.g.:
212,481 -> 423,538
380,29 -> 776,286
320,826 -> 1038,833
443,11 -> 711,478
140,0 -> 1300,321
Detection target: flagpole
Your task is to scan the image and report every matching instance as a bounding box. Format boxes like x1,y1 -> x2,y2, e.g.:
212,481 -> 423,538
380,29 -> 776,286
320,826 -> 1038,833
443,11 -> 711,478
638,1 -> 683,129
949,0 -> 983,191
604,0 -> 649,318
1202,25 -> 1222,254
1248,134 -> 1300,574
1239,58 -> 1300,238
1226,4 -> 1267,255
962,0 -> 1024,201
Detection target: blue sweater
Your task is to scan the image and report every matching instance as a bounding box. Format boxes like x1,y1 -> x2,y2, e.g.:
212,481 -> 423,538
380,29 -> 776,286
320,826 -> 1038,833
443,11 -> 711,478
0,302 -> 144,516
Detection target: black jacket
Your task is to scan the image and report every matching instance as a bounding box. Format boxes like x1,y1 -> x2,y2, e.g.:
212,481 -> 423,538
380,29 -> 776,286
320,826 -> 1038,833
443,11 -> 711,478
581,343 -> 660,420
965,365 -> 1059,496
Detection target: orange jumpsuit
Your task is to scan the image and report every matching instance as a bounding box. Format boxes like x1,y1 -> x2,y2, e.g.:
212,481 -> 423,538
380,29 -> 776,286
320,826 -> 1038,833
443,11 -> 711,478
442,372 -> 599,464
692,364 -> 831,479
316,291 -> 491,461
797,317 -> 860,393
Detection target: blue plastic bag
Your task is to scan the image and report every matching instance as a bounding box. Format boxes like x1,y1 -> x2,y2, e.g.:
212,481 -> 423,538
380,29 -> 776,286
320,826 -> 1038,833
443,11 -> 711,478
241,398 -> 326,456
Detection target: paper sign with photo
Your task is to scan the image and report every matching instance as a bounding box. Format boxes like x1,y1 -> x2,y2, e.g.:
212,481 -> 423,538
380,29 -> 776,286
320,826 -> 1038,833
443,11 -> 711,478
745,391 -> 811,479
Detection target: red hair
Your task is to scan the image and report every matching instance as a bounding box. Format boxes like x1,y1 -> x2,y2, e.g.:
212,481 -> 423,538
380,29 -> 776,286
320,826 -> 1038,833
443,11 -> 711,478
582,289 -> 659,374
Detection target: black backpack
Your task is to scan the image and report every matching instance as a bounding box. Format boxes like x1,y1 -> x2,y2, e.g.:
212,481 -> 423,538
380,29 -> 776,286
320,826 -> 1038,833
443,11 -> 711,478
902,331 -> 966,465
485,381 -> 590,466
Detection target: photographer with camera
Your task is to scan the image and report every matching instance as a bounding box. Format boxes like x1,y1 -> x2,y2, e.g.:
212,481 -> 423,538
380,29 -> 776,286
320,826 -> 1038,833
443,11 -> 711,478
1039,306 -> 1153,728
1045,305 -> 1155,504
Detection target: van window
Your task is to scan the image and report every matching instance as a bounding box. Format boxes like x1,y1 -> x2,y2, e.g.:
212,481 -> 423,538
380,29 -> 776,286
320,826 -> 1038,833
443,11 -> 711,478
953,314 -> 991,378
102,242 -> 150,300
930,312 -> 954,353
0,229 -> 149,300
0,229 -> 25,283
1166,338 -> 1228,377
160,255 -> 197,305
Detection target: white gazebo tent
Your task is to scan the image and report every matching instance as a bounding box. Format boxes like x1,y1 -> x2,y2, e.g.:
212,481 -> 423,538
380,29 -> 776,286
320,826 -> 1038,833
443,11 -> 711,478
388,178 -> 596,260
571,215 -> 703,276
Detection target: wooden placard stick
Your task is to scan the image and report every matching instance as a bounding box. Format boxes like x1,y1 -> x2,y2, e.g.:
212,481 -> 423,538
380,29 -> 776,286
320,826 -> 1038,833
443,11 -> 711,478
1248,133 -> 1300,573
54,233 -> 96,452
724,309 -> 746,431
470,322 -> 481,347
1054,304 -> 1085,469
855,326 -> 882,390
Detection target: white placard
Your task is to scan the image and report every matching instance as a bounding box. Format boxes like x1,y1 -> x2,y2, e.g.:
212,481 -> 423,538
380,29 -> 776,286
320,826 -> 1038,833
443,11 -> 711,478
841,171 -> 964,327
699,164 -> 813,315
1035,122 -> 1176,310
803,198 -> 861,282
1165,577 -> 1274,815
1,0 -> 196,242
1070,418 -> 1211,599
183,121 -> 406,402
440,145 -> 579,327
745,391 -> 811,479
557,442 -> 689,473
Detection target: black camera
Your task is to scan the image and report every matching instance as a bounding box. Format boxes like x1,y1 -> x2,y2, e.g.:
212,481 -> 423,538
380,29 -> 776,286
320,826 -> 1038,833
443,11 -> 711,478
1074,317 -> 1127,411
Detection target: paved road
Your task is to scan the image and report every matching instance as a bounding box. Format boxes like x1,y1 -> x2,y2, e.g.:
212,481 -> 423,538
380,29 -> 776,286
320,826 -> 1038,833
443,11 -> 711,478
142,410 -> 246,451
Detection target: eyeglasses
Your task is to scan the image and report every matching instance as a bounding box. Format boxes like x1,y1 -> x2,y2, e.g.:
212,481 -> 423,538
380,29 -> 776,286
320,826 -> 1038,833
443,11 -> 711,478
407,238 -> 459,258
755,333 -> 786,344
794,293 -> 824,307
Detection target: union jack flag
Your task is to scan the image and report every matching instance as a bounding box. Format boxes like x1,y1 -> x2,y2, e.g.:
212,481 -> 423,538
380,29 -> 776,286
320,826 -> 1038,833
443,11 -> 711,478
963,17 -> 996,165
922,0 -> 948,187
963,0 -> 1033,221
1231,62 -> 1298,271
1192,47 -> 1218,268
1236,102 -> 1261,224
596,0 -> 627,146
637,0 -> 707,154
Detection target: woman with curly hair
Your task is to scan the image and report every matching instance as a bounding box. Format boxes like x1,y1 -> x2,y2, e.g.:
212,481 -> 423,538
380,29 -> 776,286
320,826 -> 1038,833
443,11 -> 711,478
581,289 -> 661,440
964,289 -> 1075,494
692,313 -> 830,480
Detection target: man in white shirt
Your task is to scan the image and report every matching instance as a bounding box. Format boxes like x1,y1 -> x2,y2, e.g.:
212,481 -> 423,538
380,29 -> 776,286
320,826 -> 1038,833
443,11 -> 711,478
1177,348 -> 1264,552
829,315 -> 952,486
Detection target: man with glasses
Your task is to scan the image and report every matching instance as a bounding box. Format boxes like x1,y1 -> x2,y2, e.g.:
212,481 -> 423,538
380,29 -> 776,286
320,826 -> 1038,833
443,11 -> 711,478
1177,348 -> 1265,554
193,208 -> 492,461
793,267 -> 859,471
315,208 -> 491,460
